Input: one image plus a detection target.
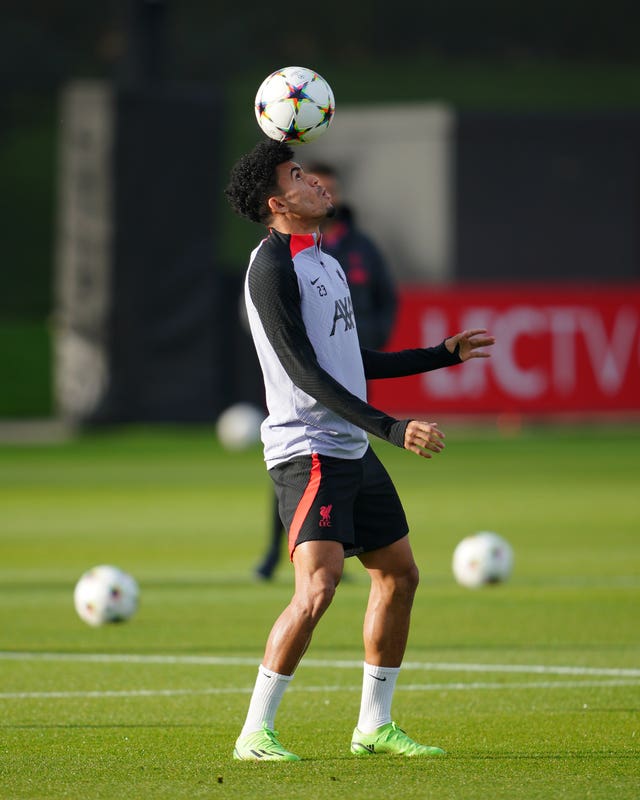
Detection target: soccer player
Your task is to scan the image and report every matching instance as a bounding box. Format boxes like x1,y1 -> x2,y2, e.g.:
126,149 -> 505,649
225,140 -> 494,761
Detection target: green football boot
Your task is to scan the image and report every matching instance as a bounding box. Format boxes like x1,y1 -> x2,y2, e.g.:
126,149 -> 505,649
233,725 -> 301,762
351,722 -> 446,757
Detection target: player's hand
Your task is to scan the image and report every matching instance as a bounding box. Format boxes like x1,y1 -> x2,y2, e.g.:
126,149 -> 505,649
445,328 -> 495,361
403,420 -> 445,458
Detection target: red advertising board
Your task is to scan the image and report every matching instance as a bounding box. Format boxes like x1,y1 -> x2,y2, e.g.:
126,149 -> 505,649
368,284 -> 640,416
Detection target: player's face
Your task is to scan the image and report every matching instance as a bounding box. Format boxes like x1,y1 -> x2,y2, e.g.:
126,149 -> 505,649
270,161 -> 335,231
313,173 -> 341,208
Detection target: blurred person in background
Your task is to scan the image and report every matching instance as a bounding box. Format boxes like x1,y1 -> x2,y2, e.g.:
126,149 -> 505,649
254,161 -> 398,580
305,162 -> 397,351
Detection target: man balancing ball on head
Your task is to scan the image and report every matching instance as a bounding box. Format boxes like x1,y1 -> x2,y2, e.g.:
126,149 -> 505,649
224,139 -> 495,761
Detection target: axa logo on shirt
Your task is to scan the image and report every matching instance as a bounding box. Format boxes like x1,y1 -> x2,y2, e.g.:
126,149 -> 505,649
330,296 -> 355,336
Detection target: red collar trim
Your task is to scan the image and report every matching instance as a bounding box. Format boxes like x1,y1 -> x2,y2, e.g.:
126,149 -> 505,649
288,233 -> 317,259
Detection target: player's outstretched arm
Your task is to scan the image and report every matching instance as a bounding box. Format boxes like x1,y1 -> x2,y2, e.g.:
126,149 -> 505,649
360,328 -> 495,381
403,420 -> 446,459
444,328 -> 495,361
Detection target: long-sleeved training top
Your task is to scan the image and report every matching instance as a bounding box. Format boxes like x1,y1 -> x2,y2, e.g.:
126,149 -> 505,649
244,229 -> 461,468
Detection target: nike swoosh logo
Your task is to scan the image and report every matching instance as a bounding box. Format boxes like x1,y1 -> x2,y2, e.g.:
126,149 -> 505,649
310,277 -> 320,285
369,674 -> 387,682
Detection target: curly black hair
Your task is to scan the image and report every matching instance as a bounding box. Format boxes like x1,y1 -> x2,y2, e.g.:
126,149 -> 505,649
225,139 -> 294,225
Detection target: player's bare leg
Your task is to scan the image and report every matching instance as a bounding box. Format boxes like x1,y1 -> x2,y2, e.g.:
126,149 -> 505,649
234,540 -> 344,760
359,535 -> 418,666
262,539 -> 345,675
351,535 -> 445,756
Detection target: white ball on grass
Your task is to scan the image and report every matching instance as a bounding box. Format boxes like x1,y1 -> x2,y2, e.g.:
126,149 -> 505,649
74,565 -> 139,626
452,531 -> 514,589
216,403 -> 264,451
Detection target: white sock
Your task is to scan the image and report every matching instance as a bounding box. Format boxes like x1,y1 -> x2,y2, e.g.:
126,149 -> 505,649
357,662 -> 400,733
239,665 -> 293,737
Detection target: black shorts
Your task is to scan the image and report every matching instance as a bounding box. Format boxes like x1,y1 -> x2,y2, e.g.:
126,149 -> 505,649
269,445 -> 409,560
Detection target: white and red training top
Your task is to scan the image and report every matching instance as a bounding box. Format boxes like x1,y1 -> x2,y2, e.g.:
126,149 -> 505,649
244,229 -> 461,468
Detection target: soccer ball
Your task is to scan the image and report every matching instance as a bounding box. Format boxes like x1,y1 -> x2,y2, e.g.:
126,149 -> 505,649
255,66 -> 335,143
452,531 -> 514,589
74,565 -> 139,626
216,402 -> 264,451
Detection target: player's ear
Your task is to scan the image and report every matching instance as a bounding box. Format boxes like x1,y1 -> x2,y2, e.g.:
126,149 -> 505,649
267,195 -> 287,215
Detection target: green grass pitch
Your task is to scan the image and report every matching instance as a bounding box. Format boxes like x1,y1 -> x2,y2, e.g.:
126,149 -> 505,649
1,423 -> 639,799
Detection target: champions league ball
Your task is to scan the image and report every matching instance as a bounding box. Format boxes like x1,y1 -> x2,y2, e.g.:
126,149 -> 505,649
74,565 -> 139,626
255,66 -> 335,143
216,402 -> 264,451
452,531 -> 514,589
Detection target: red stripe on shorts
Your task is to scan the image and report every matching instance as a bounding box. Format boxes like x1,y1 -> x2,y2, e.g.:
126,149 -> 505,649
288,452 -> 322,560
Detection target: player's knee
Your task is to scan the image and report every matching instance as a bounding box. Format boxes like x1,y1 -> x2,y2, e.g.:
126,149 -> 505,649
391,562 -> 420,602
296,573 -> 338,621
311,573 -> 339,614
